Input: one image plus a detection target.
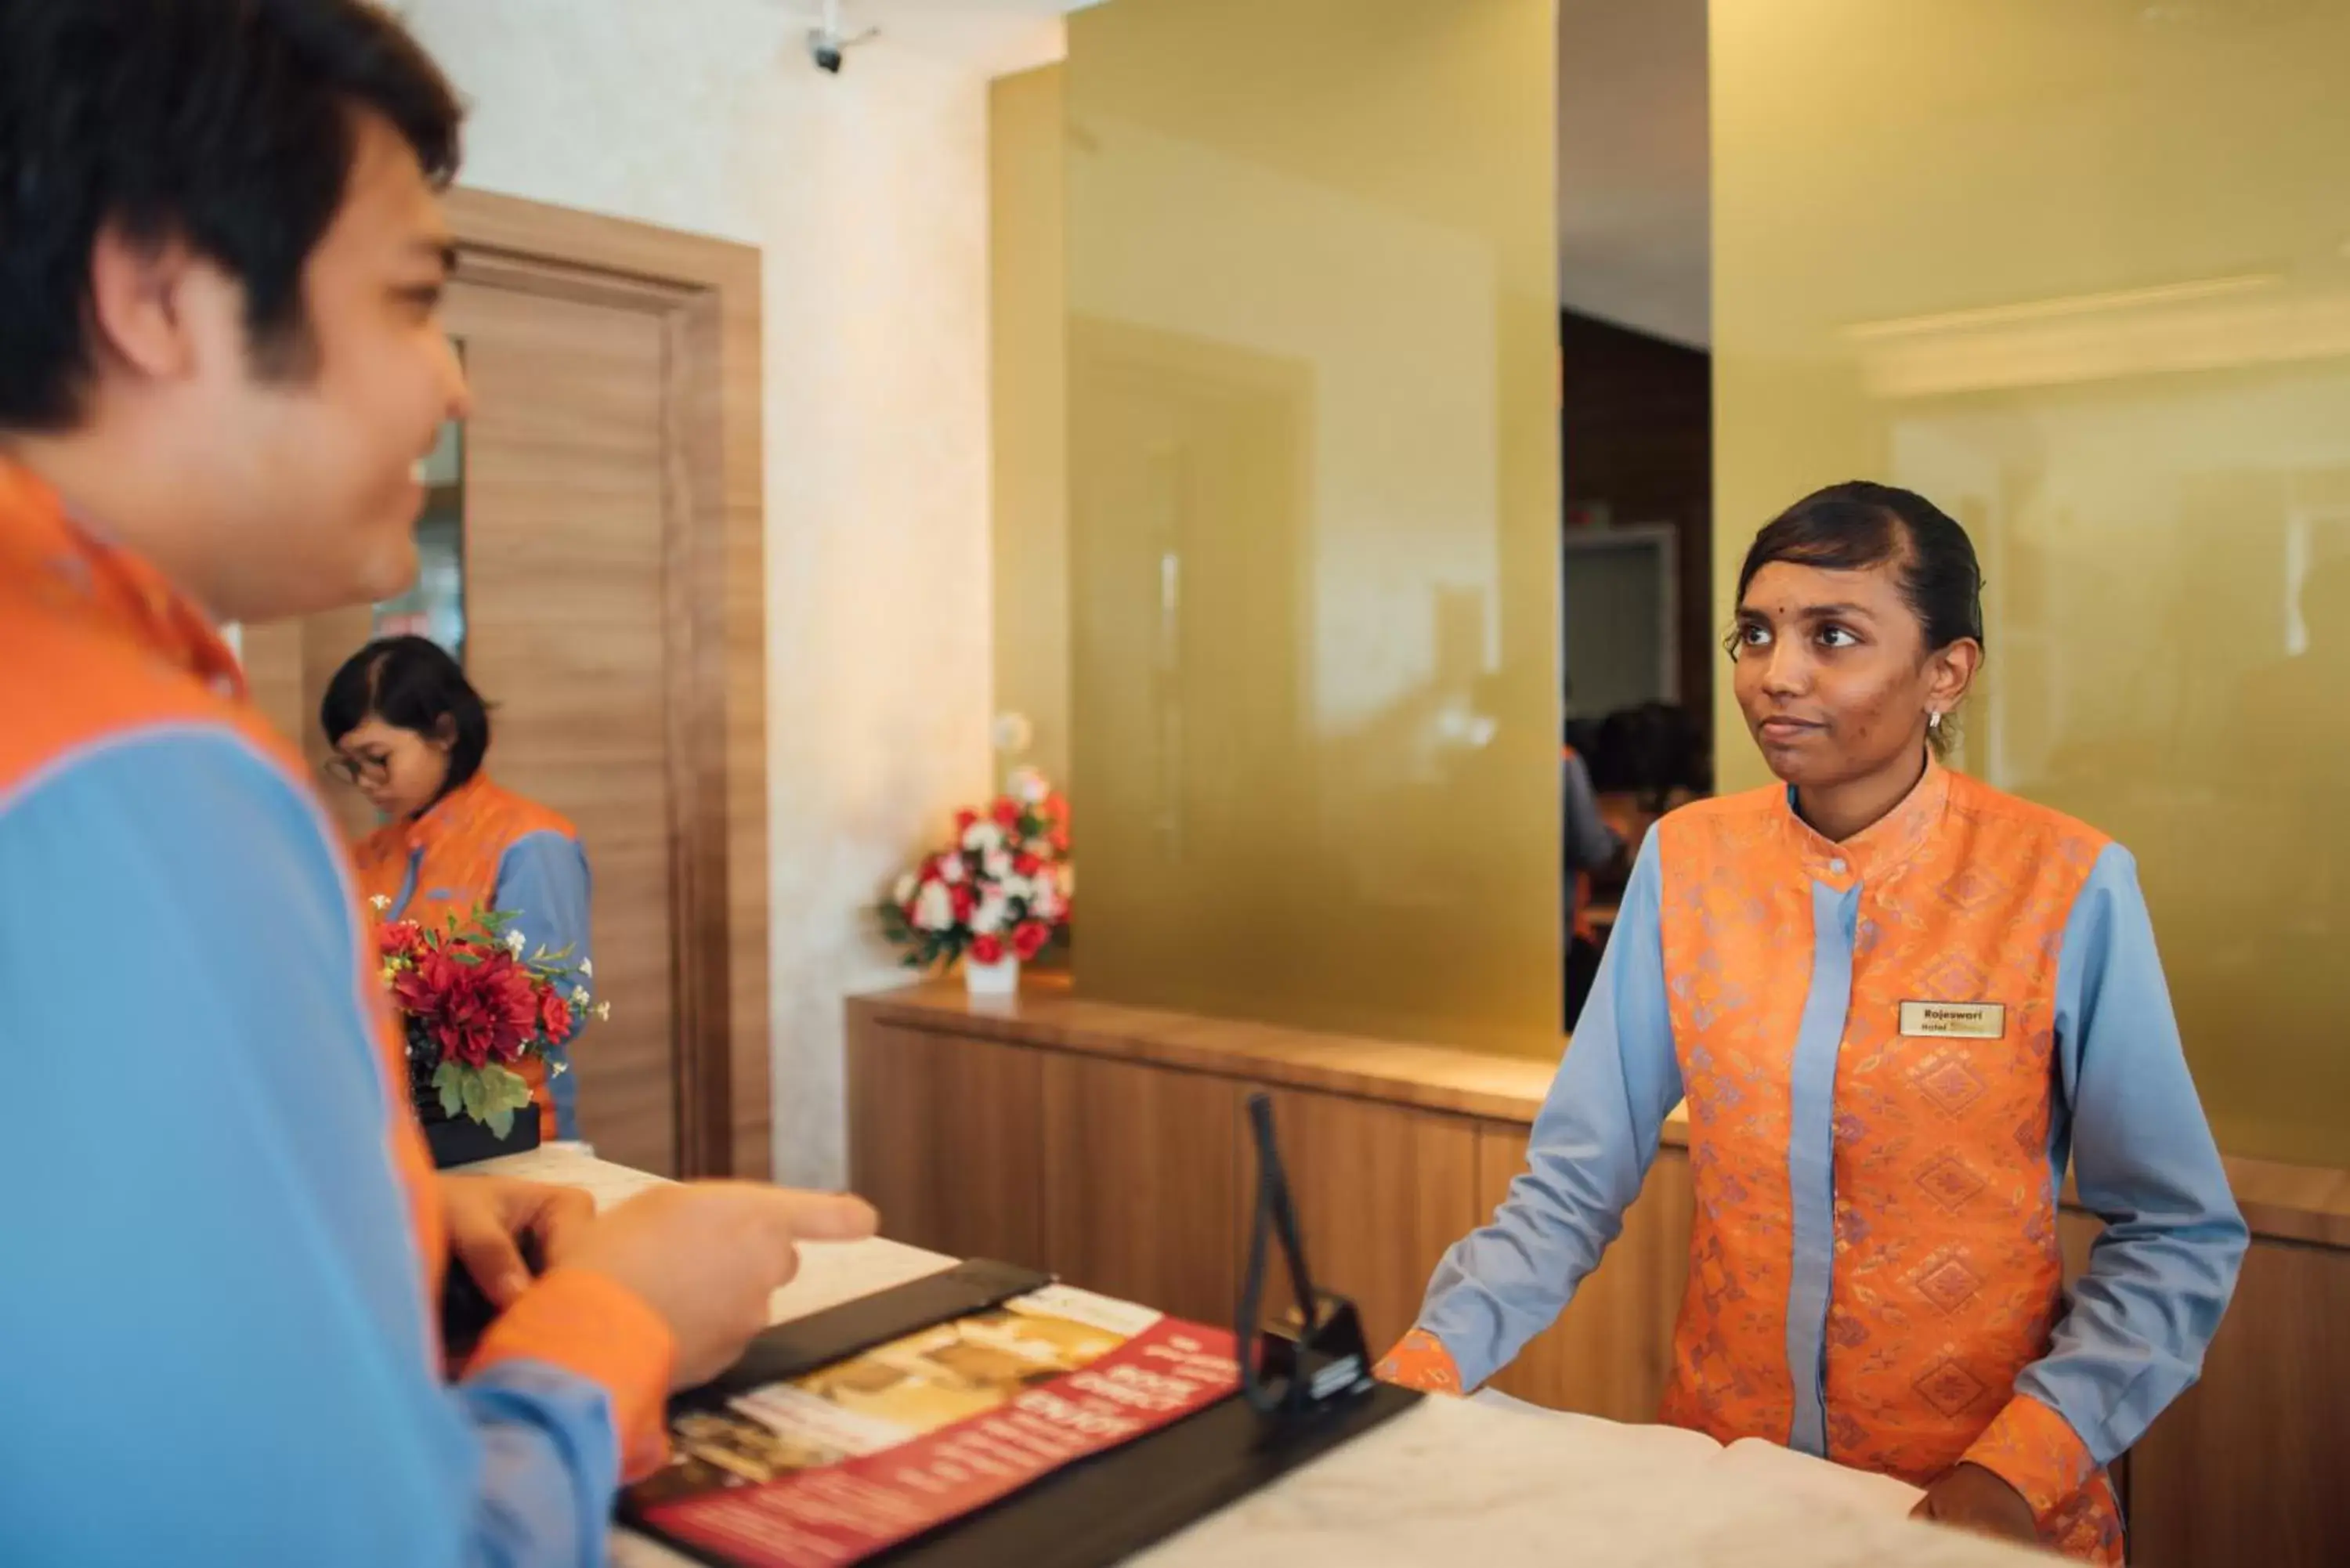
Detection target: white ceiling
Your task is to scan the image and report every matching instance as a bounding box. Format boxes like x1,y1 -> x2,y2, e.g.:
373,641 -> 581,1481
1557,0 -> 1710,348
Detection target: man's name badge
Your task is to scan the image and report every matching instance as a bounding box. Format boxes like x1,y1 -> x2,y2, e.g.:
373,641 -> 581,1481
1900,1001 -> 2005,1040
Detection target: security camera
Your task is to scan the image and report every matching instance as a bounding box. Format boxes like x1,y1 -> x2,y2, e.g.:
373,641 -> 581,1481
803,0 -> 873,75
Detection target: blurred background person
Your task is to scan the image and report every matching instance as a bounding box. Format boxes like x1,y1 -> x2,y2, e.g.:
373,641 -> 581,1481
326,634 -> 592,1143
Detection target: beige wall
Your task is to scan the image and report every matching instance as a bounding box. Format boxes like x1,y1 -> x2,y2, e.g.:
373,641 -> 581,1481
989,66 -> 1072,791
406,0 -> 1010,1186
1712,0 -> 2350,1164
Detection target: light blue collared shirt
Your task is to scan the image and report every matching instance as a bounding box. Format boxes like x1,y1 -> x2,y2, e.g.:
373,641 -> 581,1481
1417,830 -> 2247,1469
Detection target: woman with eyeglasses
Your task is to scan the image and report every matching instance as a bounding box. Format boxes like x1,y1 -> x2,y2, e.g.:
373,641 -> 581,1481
322,634 -> 591,1143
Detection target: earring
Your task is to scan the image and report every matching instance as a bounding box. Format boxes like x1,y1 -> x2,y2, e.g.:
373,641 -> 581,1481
1928,710 -> 1944,733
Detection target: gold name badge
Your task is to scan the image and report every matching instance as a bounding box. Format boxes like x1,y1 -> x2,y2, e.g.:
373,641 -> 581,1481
1900,1001 -> 2006,1040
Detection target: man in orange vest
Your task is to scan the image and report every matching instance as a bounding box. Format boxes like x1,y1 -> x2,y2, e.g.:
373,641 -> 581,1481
0,5 -> 873,1564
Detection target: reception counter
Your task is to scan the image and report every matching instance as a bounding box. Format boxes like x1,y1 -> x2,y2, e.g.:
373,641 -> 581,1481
481,1147 -> 2047,1567
845,978 -> 2350,1568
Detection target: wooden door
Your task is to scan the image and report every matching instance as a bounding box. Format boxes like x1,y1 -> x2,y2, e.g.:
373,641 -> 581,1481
440,280 -> 678,1175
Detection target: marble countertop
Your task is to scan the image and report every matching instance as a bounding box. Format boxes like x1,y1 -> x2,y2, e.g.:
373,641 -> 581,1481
1126,1396 -> 2041,1568
474,1146 -> 2046,1568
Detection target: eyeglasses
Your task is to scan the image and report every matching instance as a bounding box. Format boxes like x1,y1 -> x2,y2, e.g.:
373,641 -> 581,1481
324,751 -> 392,788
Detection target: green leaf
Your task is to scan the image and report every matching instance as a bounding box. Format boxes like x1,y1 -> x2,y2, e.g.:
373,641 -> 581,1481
483,1065 -> 530,1109
450,950 -> 482,966
433,1063 -> 465,1118
460,1072 -> 489,1124
485,1103 -> 515,1138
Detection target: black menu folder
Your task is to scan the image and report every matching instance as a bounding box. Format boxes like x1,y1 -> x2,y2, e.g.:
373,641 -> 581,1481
618,1258 -> 1419,1568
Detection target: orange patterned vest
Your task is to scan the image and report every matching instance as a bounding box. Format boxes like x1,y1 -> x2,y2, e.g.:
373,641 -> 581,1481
1654,765 -> 2120,1559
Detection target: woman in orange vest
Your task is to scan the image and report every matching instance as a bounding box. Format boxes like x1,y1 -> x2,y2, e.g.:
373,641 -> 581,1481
324,635 -> 590,1143
1381,482 -> 2245,1560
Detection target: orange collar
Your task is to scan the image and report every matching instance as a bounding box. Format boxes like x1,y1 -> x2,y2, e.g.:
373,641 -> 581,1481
1782,756 -> 1952,887
397,771 -> 497,850
0,458 -> 246,700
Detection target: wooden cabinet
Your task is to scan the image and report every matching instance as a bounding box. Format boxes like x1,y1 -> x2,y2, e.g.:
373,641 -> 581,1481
846,1019 -> 1047,1266
1476,1124 -> 1693,1422
1041,1055 -> 1242,1325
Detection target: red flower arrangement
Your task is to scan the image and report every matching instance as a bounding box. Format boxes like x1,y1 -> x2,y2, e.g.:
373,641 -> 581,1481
878,769 -> 1072,970
373,899 -> 604,1135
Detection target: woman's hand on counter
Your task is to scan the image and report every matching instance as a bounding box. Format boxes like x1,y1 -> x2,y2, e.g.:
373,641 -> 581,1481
1910,1462 -> 2037,1546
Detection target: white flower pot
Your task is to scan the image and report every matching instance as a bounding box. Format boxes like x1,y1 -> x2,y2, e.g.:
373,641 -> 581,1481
964,954 -> 1021,998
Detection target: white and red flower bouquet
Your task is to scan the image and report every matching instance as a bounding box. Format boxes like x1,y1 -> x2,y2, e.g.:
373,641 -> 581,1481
879,769 -> 1072,981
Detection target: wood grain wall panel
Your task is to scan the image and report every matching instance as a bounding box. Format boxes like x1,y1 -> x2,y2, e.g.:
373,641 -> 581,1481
1474,1124 -> 1693,1420
845,1019 -> 1047,1268
1039,1054 -> 1242,1326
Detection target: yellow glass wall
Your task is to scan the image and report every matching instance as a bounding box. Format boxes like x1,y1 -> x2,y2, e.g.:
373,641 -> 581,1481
1714,0 -> 2350,1163
1065,0 -> 1562,1053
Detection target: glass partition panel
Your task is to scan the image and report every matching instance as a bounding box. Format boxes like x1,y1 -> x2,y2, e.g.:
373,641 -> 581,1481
1066,0 -> 1562,1053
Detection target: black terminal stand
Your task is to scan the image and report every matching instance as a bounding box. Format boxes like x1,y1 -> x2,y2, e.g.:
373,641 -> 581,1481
1235,1090 -> 1380,1421
625,1092 -> 1422,1568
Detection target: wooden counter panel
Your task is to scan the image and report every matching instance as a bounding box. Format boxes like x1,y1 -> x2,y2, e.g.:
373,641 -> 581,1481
1475,1125 -> 1695,1422
2128,1237 -> 2350,1568
1040,1053 -> 1243,1327
1253,1089 -> 1481,1356
844,1017 -> 1046,1268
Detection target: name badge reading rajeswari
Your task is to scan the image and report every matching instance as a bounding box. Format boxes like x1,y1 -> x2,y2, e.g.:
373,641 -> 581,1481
1900,1001 -> 2005,1040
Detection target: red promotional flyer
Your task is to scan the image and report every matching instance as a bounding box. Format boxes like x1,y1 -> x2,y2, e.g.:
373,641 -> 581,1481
627,1284 -> 1242,1568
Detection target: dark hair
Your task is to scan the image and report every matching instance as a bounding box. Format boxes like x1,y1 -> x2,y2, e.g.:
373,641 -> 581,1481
1587,702 -> 1713,808
1736,481 -> 1985,653
321,636 -> 490,799
0,0 -> 465,429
